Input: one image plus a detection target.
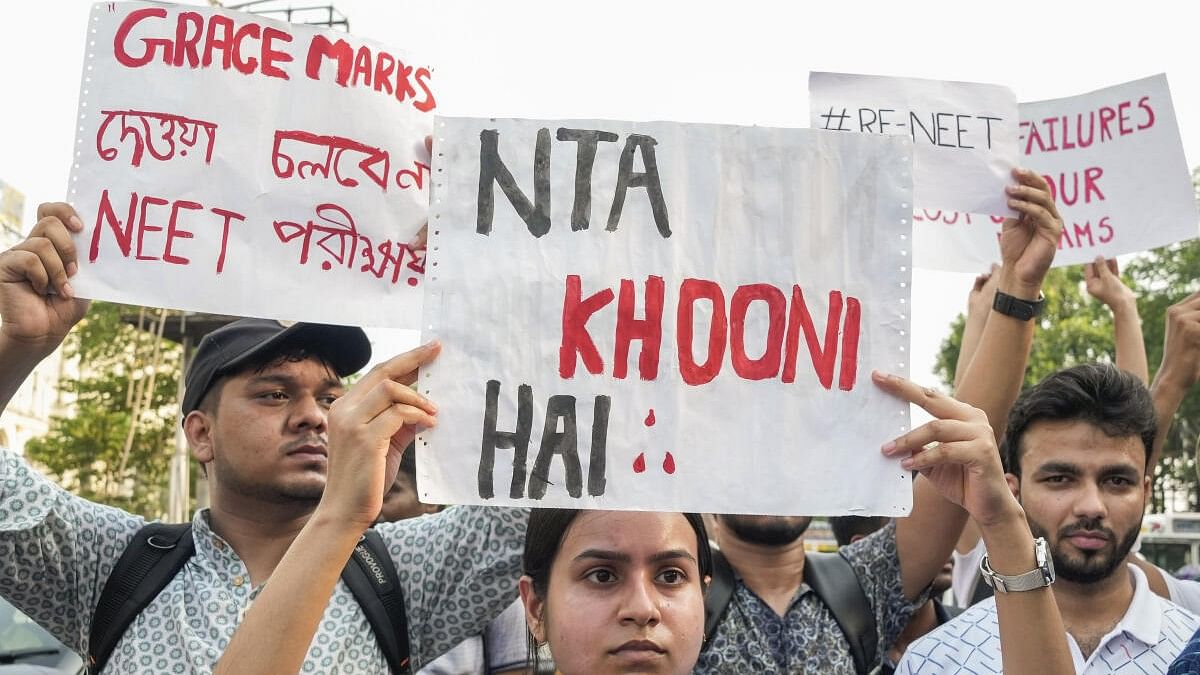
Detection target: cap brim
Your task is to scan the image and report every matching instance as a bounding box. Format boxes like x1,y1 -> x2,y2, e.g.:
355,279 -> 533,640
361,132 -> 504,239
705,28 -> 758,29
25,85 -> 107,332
221,323 -> 371,379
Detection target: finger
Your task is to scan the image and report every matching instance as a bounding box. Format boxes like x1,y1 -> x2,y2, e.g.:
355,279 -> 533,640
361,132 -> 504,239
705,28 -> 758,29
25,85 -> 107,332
353,378 -> 438,423
1006,198 -> 1060,234
348,341 -> 441,401
1084,261 -> 1098,282
424,135 -> 433,157
1007,169 -> 1061,218
29,217 -> 79,278
1105,257 -> 1119,275
882,418 -> 983,456
12,237 -> 71,298
364,403 -> 438,445
901,439 -> 992,472
871,371 -> 977,421
36,202 -> 83,233
409,223 -> 428,250
0,249 -> 51,294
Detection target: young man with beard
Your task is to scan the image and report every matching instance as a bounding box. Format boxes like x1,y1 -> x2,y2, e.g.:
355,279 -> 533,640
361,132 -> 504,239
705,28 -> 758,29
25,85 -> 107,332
897,364 -> 1200,674
0,204 -> 525,672
696,168 -> 1069,674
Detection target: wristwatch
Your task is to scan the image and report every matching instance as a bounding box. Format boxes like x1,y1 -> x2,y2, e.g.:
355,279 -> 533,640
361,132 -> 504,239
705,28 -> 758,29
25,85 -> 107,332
979,536 -> 1055,593
992,290 -> 1045,321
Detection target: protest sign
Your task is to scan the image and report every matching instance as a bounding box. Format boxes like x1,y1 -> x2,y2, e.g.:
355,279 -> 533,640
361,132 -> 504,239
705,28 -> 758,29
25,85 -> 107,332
913,74 -> 1198,272
417,117 -> 914,515
809,71 -> 1018,218
67,2 -> 432,326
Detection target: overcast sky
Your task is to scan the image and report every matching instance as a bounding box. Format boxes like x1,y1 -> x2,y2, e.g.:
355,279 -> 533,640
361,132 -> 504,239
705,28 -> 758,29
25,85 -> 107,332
3,0 -> 1198,387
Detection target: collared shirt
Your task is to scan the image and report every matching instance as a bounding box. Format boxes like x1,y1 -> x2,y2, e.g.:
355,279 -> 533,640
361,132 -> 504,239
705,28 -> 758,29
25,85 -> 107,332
694,522 -> 924,674
0,449 -> 526,674
897,564 -> 1200,674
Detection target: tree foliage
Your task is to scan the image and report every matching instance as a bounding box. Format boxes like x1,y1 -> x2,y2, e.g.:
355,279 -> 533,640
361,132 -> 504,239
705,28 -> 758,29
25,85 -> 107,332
936,168 -> 1200,511
26,302 -> 183,518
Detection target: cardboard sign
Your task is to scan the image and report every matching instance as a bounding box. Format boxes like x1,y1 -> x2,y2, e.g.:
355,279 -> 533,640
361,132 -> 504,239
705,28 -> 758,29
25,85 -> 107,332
417,117 -> 914,516
809,71 -> 1018,218
68,2 -> 432,326
914,75 -> 1199,272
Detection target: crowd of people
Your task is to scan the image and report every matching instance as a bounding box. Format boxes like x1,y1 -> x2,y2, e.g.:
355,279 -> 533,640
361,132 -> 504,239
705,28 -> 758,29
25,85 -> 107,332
1,167 -> 1200,675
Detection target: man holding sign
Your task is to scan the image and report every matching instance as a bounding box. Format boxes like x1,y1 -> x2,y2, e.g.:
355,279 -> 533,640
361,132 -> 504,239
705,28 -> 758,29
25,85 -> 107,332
0,205 -> 524,673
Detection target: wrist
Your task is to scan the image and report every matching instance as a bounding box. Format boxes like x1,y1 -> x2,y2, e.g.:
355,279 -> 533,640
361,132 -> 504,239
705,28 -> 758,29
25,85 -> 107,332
311,501 -> 376,534
996,271 -> 1042,302
1107,297 -> 1140,317
1151,366 -> 1193,400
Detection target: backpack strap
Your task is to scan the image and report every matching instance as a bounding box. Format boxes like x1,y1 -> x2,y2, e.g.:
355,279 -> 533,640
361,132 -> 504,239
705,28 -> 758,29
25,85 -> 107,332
88,522 -> 195,675
702,548 -> 737,644
341,528 -> 412,675
804,551 -> 879,675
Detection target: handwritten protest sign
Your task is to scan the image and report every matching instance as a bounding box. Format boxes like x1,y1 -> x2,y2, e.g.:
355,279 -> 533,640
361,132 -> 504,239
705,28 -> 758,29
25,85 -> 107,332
913,75 -> 1198,272
809,72 -> 1018,218
67,2 -> 432,326
416,117 -> 914,515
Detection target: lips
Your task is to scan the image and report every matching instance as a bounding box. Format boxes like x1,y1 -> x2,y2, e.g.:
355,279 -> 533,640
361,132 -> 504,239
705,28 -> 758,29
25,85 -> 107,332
284,440 -> 328,461
1065,530 -> 1110,551
611,639 -> 666,656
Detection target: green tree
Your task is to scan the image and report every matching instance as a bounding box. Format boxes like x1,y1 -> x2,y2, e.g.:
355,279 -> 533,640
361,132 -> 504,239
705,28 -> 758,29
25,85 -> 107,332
936,168 -> 1200,511
26,302 -> 184,518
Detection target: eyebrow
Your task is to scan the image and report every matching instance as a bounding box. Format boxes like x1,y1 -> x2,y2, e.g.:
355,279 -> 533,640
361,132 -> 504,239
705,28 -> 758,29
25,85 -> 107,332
1034,461 -> 1139,480
1033,462 -> 1079,477
573,548 -> 697,565
245,373 -> 344,391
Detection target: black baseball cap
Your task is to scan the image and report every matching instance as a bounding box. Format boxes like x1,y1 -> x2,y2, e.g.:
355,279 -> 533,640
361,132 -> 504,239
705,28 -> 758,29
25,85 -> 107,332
182,318 -> 371,417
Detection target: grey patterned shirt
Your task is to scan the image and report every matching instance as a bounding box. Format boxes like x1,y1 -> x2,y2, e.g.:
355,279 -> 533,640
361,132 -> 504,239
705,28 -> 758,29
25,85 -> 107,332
695,522 -> 923,674
0,449 -> 526,674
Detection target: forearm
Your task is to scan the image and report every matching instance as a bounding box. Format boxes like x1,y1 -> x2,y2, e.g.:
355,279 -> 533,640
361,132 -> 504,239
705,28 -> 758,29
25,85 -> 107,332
981,511 -> 1072,675
1110,300 -> 1149,384
955,271 -> 1037,440
0,334 -> 56,418
1150,375 -> 1188,472
214,511 -> 367,675
897,476 -> 968,601
954,312 -> 989,391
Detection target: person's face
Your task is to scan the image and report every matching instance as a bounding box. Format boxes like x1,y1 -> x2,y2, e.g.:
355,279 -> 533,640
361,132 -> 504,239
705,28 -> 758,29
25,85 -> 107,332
716,514 -> 812,546
186,357 -> 343,505
377,472 -> 440,522
1009,419 -> 1149,585
519,511 -> 705,675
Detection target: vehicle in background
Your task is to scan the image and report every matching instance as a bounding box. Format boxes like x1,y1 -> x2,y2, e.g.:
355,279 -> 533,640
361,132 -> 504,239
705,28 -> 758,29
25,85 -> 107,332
0,597 -> 83,674
1140,512 -> 1200,575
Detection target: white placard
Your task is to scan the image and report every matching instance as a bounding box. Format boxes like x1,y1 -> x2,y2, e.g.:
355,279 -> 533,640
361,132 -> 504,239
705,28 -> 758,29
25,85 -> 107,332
68,2 -> 433,326
417,116 -> 914,516
809,71 -> 1018,218
913,75 -> 1199,272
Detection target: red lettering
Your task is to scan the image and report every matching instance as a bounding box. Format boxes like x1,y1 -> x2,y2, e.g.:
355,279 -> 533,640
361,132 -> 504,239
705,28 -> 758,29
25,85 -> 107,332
677,279 -> 727,386
172,12 -> 203,67
1084,166 -> 1105,203
260,27 -> 292,79
163,200 -> 201,265
838,297 -> 861,391
201,14 -> 235,70
1099,106 -> 1116,141
782,288 -> 842,389
392,61 -> 417,104
209,207 -> 245,274
413,67 -> 437,112
135,195 -> 169,261
729,284 -> 786,380
114,7 -> 170,68
559,275 -> 615,378
1099,216 -> 1114,244
305,34 -> 353,85
89,189 -> 138,261
351,45 -> 373,87
613,276 -> 664,380
231,23 -> 260,74
1137,96 -> 1156,130
1118,101 -> 1133,136
373,52 -> 395,95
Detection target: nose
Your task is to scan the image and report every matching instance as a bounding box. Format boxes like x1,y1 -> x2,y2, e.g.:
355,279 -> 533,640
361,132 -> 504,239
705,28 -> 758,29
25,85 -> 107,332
289,394 -> 328,433
618,574 -> 662,627
1071,481 -> 1107,522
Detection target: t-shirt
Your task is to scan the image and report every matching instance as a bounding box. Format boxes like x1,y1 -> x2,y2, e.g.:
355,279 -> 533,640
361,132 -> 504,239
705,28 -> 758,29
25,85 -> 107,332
418,600 -> 528,675
0,449 -> 526,673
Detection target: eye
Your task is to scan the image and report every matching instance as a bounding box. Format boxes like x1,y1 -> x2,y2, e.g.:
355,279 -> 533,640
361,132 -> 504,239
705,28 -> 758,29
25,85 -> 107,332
584,568 -> 618,584
656,568 -> 687,585
319,393 -> 341,407
1105,475 -> 1135,487
1043,474 -> 1071,485
257,390 -> 288,402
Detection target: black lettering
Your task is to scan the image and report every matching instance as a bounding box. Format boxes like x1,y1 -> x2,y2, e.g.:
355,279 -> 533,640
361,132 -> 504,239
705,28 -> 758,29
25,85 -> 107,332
607,134 -> 671,238
529,395 -> 582,499
477,128 -> 551,237
557,128 -> 619,231
478,380 -> 534,499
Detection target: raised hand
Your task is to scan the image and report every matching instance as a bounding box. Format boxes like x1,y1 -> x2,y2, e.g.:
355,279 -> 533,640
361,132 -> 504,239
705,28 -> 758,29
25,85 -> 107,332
999,169 -> 1063,298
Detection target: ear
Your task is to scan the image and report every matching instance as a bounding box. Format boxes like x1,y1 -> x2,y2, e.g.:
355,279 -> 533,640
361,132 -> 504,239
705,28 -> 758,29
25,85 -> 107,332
518,575 -> 547,645
1005,473 -> 1020,501
1143,474 -> 1152,509
184,410 -> 215,465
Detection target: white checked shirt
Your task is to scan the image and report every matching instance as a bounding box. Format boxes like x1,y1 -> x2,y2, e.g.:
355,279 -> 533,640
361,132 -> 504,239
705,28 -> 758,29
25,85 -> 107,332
897,564 -> 1200,674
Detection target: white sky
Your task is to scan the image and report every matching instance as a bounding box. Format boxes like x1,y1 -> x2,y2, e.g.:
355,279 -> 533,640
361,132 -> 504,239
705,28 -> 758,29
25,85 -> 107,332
3,0 -> 1198,388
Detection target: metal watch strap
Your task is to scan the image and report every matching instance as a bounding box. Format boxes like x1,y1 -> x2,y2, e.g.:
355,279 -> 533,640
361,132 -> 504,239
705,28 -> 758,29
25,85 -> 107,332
979,536 -> 1055,593
992,290 -> 1045,321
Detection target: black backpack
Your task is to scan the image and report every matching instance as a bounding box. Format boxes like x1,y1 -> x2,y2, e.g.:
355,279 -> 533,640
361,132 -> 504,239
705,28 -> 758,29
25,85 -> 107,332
87,522 -> 412,675
703,548 -> 879,675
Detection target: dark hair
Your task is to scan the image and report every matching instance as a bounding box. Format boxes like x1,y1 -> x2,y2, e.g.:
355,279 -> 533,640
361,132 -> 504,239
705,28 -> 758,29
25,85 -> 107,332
197,346 -> 336,415
522,509 -> 712,669
828,516 -> 890,547
1002,363 -> 1157,477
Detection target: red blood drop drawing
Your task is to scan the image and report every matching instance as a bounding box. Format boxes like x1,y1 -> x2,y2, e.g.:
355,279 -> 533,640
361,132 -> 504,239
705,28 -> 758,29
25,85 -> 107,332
663,452 -> 676,474
645,409 -> 655,426
633,452 -> 646,473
